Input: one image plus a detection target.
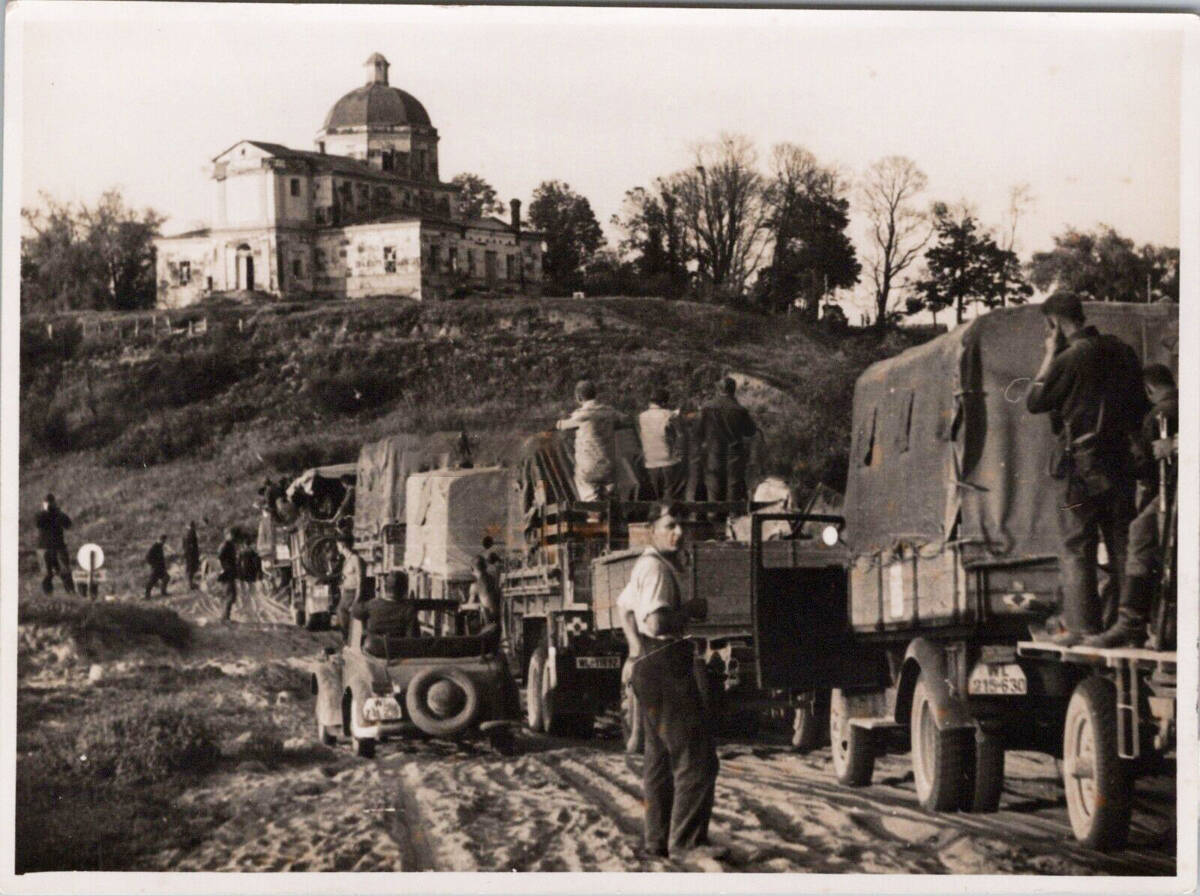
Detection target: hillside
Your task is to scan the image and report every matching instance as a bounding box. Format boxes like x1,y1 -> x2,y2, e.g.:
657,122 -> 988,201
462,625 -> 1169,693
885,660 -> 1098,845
19,296 -> 934,595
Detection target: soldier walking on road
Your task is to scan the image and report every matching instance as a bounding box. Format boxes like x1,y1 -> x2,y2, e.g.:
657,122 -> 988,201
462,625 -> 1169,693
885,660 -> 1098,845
617,502 -> 720,861
183,522 -> 201,590
144,534 -> 170,600
35,493 -> 76,595
699,377 -> 758,505
1025,292 -> 1146,645
218,528 -> 239,622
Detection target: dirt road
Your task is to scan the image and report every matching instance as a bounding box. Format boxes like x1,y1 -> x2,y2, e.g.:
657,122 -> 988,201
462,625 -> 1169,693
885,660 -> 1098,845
125,584 -> 1174,875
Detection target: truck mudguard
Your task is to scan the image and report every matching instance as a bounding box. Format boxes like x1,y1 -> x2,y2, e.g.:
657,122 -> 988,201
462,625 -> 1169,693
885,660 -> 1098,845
894,637 -> 975,731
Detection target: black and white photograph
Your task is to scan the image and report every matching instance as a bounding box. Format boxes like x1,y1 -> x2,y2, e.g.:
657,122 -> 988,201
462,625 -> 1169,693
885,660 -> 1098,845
3,3 -> 1197,889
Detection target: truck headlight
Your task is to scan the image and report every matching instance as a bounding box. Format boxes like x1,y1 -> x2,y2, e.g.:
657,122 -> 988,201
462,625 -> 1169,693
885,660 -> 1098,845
821,525 -> 840,547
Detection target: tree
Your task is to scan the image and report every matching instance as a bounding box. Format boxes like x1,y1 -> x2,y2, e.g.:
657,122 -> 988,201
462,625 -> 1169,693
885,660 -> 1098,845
612,177 -> 690,298
1029,225 -> 1179,303
673,133 -> 768,303
758,143 -> 859,317
528,181 -> 605,295
910,203 -> 1031,325
450,172 -> 505,220
860,156 -> 932,329
22,189 -> 164,313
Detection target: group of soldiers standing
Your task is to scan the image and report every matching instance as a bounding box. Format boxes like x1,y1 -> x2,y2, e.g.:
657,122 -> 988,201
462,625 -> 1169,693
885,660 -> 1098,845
556,375 -> 759,506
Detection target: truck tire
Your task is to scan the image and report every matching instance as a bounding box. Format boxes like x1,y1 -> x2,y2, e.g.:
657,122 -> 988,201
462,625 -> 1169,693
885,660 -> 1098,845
792,691 -> 826,753
830,688 -> 875,787
621,659 -> 644,755
353,735 -> 376,758
526,647 -> 547,732
911,674 -> 972,812
1062,676 -> 1133,850
405,667 -> 482,737
540,654 -> 592,737
963,730 -> 1005,813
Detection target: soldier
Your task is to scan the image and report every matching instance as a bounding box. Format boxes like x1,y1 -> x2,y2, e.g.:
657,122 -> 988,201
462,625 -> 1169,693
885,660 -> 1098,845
617,502 -> 719,860
1025,292 -> 1146,645
34,493 -> 76,595
1086,363 -> 1177,647
556,380 -> 632,502
183,521 -> 201,590
336,533 -> 366,641
638,388 -> 683,500
144,534 -> 170,600
699,377 -> 758,504
217,528 -> 239,622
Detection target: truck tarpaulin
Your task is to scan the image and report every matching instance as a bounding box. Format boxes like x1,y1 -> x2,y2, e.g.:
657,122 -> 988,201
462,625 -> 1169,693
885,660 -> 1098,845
844,303 -> 1177,567
404,468 -> 511,580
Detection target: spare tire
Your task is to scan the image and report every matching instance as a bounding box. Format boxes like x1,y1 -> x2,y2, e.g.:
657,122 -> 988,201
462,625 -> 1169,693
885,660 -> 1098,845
302,535 -> 340,583
405,667 -> 482,737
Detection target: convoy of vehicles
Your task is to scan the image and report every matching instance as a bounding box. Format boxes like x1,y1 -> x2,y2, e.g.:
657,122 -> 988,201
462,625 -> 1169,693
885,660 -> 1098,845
302,301 -> 1177,852
281,463 -> 357,630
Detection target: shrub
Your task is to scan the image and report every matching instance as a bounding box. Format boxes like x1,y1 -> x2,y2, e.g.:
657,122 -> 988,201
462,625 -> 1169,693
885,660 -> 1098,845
103,409 -> 210,468
261,437 -> 360,474
20,598 -> 192,650
21,321 -> 82,368
69,697 -> 220,783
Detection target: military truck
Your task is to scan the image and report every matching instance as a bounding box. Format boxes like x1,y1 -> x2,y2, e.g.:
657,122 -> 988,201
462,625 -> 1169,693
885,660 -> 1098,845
282,462 -> 358,629
750,302 -> 1178,850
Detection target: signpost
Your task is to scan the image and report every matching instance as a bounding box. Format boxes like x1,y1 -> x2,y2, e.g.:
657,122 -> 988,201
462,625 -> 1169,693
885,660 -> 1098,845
76,543 -> 105,600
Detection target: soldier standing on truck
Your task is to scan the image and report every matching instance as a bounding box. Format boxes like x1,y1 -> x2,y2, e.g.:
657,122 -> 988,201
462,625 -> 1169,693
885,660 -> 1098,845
556,380 -> 632,502
618,502 -> 719,860
1086,363 -> 1177,647
699,377 -> 758,504
639,388 -> 683,500
1025,292 -> 1146,645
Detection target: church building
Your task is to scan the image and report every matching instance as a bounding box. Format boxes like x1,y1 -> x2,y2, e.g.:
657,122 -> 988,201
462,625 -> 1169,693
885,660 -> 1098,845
154,53 -> 543,307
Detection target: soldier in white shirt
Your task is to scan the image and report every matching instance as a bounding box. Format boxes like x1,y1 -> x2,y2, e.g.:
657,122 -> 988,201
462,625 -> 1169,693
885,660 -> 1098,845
617,503 -> 718,860
638,388 -> 683,500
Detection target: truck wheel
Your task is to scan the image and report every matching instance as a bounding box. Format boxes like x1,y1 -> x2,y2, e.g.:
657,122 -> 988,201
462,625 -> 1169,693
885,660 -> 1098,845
911,674 -> 972,812
405,667 -> 482,737
540,655 -> 591,737
1062,676 -> 1132,850
526,647 -> 547,732
830,689 -> 875,787
792,691 -> 826,753
621,659 -> 644,755
317,718 -> 337,747
963,730 -> 1005,813
353,735 -> 376,758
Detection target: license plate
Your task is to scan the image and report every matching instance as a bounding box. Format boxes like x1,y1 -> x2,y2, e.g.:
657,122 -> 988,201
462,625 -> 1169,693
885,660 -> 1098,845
968,662 -> 1027,696
576,656 -> 621,670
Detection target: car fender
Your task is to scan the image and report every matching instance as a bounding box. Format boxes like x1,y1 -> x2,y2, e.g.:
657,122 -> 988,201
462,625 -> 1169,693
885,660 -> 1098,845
894,638 -> 974,731
312,660 -> 343,729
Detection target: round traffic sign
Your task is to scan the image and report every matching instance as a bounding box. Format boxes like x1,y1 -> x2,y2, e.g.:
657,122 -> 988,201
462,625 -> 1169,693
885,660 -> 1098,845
77,543 -> 105,571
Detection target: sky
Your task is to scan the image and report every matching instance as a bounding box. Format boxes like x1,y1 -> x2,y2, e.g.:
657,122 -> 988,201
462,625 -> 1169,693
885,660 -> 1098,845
9,4 -> 1187,317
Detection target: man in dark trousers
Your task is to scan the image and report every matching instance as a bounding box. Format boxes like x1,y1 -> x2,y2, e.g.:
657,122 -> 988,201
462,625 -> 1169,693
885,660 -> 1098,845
144,534 -> 170,600
183,522 -> 201,590
1086,363 -> 1177,647
35,493 -> 75,595
1026,292 -> 1147,645
699,377 -> 758,505
617,503 -> 719,861
217,528 -> 239,622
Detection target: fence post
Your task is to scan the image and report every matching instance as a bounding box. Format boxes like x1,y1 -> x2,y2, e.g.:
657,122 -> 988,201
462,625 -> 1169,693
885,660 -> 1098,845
238,318 -> 244,333
47,323 -> 53,339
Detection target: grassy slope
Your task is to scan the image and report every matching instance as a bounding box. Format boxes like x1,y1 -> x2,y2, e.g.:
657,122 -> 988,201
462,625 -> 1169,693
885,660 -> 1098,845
19,296 -> 933,595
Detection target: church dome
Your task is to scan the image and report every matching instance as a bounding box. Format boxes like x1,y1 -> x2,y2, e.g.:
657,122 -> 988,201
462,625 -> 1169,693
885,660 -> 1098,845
322,54 -> 432,131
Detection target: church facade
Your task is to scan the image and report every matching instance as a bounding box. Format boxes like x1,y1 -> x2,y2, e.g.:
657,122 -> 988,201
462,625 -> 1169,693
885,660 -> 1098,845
154,54 -> 543,307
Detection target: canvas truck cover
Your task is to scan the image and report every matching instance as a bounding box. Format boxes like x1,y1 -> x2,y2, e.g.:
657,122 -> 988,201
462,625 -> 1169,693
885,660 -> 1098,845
403,467 -> 511,580
354,431 -> 527,543
844,303 -> 1177,568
